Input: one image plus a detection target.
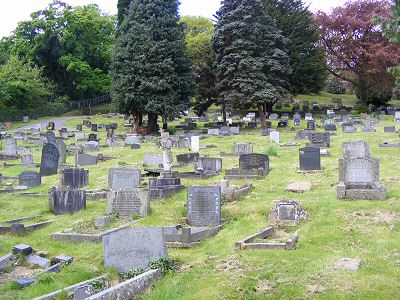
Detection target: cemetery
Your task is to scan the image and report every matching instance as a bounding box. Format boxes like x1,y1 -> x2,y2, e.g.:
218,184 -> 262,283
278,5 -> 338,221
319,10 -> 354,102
0,0 -> 400,299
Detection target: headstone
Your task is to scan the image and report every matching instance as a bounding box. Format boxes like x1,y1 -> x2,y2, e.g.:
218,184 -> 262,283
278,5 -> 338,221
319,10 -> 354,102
47,122 -> 55,130
307,120 -> 315,130
342,141 -> 370,159
45,131 -> 56,143
19,171 -> 41,187
76,124 -> 83,131
125,134 -> 141,145
91,124 -> 98,132
103,227 -> 167,273
22,116 -> 29,123
48,187 -> 86,215
270,200 -> 307,225
239,153 -> 269,170
40,143 -> 60,176
54,139 -> 66,167
176,153 -> 199,165
299,147 -> 321,171
6,138 -> 17,156
21,154 -> 34,165
84,141 -> 99,152
108,168 -> 141,190
309,132 -> 330,148
269,113 -> 278,120
144,154 -> 163,167
191,136 -> 200,152
362,125 -> 375,132
60,168 -> 89,189
107,189 -> 149,218
95,216 -> 111,228
395,111 -> 400,123
77,153 -> 97,166
188,186 -> 221,226
342,124 -> 357,133
195,157 -> 222,175
232,143 -> 253,155
384,126 -> 396,133
270,131 -> 280,144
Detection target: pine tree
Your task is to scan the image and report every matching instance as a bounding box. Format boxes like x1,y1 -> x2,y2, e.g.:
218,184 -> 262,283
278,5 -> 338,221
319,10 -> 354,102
264,0 -> 327,94
111,0 -> 194,132
213,0 -> 291,128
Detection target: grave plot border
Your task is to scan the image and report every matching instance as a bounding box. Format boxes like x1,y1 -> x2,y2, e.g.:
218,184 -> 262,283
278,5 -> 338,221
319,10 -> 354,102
235,227 -> 298,250
222,183 -> 252,202
224,169 -> 269,180
51,221 -> 137,244
163,224 -> 223,248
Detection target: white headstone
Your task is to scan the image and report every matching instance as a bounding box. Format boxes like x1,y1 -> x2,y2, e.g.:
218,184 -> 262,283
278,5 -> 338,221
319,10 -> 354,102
270,131 -> 280,144
191,136 -> 200,152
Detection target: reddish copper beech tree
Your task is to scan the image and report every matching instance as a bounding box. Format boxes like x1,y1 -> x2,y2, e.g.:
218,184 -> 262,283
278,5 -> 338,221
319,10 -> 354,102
315,0 -> 400,105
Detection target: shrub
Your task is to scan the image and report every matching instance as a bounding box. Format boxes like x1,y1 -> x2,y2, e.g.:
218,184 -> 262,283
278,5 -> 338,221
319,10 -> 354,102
326,76 -> 346,94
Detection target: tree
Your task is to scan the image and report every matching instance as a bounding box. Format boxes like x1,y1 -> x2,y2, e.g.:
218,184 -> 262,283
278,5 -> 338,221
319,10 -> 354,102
0,56 -> 54,110
117,0 -> 132,28
111,0 -> 194,133
4,0 -> 115,100
264,0 -> 327,94
377,0 -> 400,82
213,0 -> 291,128
316,0 -> 400,105
180,16 -> 217,116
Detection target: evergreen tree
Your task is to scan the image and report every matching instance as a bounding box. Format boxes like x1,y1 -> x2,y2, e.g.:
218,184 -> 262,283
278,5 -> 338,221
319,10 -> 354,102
111,0 -> 194,132
264,0 -> 327,94
117,0 -> 131,28
213,0 -> 291,127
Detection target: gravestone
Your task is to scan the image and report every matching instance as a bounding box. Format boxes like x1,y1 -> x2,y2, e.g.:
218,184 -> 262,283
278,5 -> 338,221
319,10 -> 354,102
299,147 -> 321,171
88,133 -> 98,141
270,200 -> 307,225
176,153 -> 199,165
84,141 -> 99,152
239,153 -> 269,170
269,113 -> 278,120
47,122 -> 55,130
395,111 -> 400,123
108,168 -> 141,190
191,136 -> 200,152
91,124 -> 98,132
48,187 -> 86,215
342,124 -> 356,133
77,153 -> 97,166
44,131 -> 55,144
21,154 -> 34,165
75,134 -> 86,142
307,120 -> 315,130
337,141 -> 387,200
6,138 -> 17,156
362,125 -> 375,132
384,126 -> 396,133
144,154 -> 163,168
125,134 -> 141,145
60,168 -> 89,189
55,139 -> 66,166
19,171 -> 41,187
232,143 -> 253,155
195,157 -> 222,175
188,186 -> 221,226
103,227 -> 167,273
76,125 -> 83,131
270,131 -> 280,144
309,132 -> 330,148
106,189 -> 149,218
149,171 -> 185,199
40,143 -> 60,176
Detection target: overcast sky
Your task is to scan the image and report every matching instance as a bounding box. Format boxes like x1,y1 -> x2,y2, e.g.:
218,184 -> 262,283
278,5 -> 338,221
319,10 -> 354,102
0,0 -> 346,38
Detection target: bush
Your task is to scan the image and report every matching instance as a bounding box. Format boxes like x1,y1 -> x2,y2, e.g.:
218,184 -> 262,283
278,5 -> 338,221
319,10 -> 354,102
393,84 -> 400,100
265,145 -> 278,157
326,76 -> 346,94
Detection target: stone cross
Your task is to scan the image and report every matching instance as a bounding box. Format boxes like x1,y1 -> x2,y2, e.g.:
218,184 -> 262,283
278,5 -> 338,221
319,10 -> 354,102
159,128 -> 173,172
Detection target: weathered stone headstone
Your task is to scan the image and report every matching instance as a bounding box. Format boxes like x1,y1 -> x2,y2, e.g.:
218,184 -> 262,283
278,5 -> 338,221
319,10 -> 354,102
19,171 -> 41,187
60,168 -> 89,189
188,186 -> 221,226
45,131 -> 56,143
125,134 -> 141,145
239,153 -> 269,170
195,157 -> 222,175
54,139 -> 66,167
48,187 -> 86,215
176,153 -> 199,165
144,153 -> 163,168
270,200 -> 307,225
395,111 -> 400,123
309,132 -> 330,148
84,141 -> 99,152
299,147 -> 321,171
342,124 -> 357,133
384,126 -> 396,133
232,143 -> 253,155
6,138 -> 17,156
102,227 -> 167,273
77,153 -> 97,166
21,154 -> 34,165
106,189 -> 149,217
40,143 -> 60,176
270,131 -> 280,144
108,168 -> 141,190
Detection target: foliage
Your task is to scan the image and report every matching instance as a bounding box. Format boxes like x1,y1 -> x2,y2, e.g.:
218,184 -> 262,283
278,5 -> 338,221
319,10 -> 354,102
0,56 -> 54,111
117,0 -> 131,28
180,16 -> 217,116
111,0 -> 194,131
213,0 -> 291,127
394,84 -> 400,100
123,258 -> 176,280
326,75 -> 346,94
264,0 -> 327,94
2,1 -> 115,100
265,145 -> 278,157
315,0 -> 400,105
377,0 -> 400,82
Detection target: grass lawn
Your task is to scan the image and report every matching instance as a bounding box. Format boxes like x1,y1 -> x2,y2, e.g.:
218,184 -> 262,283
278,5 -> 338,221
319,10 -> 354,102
0,100 -> 399,299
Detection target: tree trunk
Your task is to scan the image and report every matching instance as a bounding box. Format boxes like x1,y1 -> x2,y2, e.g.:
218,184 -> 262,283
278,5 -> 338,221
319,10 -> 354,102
148,113 -> 158,134
221,96 -> 227,125
162,116 -> 168,131
138,113 -> 143,126
258,103 -> 267,129
266,101 -> 273,113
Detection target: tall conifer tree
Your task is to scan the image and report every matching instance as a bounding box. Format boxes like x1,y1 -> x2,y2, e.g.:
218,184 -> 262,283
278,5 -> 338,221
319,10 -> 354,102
111,0 -> 194,132
213,0 -> 291,127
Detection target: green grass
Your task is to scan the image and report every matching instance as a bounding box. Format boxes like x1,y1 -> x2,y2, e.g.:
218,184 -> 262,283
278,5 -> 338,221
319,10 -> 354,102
0,100 -> 400,299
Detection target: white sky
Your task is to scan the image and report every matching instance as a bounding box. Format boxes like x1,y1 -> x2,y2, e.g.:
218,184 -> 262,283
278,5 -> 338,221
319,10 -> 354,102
0,0 -> 346,38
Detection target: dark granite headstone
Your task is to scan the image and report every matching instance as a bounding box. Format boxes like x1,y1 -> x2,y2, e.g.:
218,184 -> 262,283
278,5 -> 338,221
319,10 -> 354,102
91,124 -> 98,132
19,171 -> 41,187
49,187 -> 86,215
299,147 -> 321,171
45,131 -> 56,143
76,125 -> 83,131
239,153 -> 269,170
40,143 -> 60,176
188,186 -> 221,226
60,168 -> 89,189
384,126 -> 396,133
176,153 -> 199,165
